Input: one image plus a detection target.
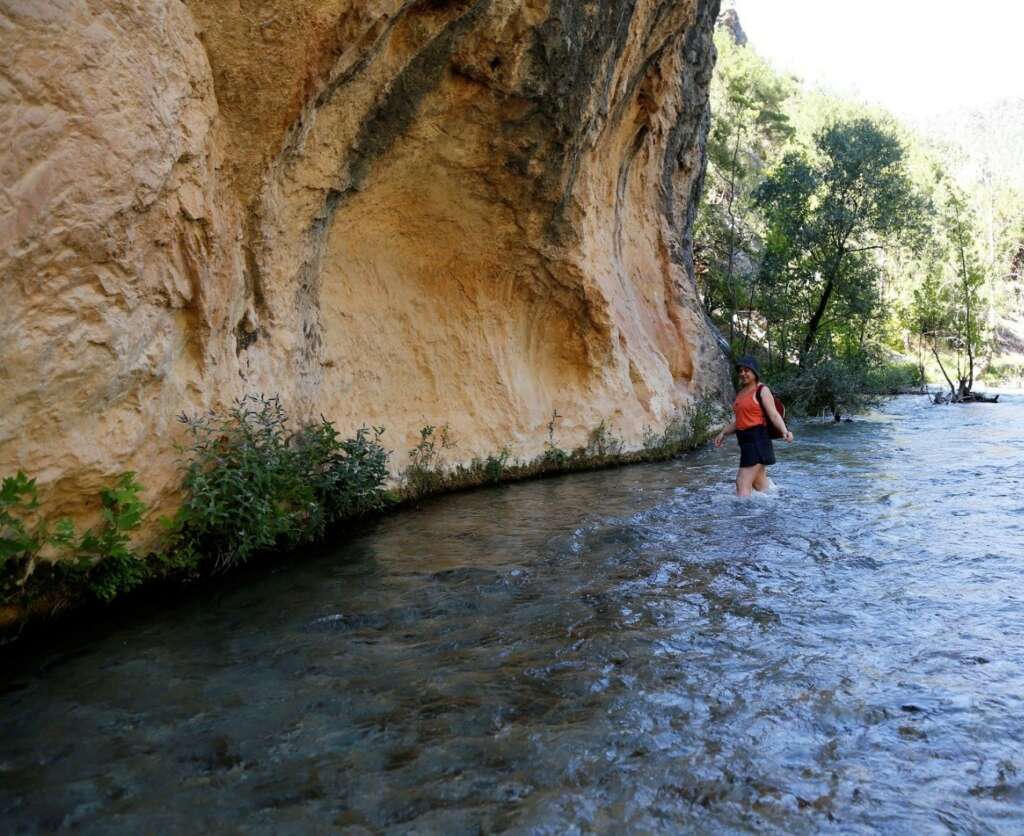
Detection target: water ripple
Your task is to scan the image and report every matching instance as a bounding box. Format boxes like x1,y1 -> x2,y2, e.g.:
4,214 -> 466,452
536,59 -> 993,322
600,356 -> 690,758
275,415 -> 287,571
2,394 -> 1024,833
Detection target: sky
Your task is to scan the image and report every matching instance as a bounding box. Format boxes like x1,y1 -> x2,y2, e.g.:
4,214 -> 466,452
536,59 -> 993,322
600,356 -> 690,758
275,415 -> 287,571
732,0 -> 1024,120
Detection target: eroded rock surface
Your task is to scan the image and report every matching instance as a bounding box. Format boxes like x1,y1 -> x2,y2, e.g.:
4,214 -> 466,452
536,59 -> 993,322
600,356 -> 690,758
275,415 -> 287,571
1,0 -> 729,536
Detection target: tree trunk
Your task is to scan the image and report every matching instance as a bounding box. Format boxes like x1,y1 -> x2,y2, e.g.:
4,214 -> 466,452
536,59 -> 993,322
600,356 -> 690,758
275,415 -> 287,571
931,343 -> 957,400
917,333 -> 925,392
800,276 -> 835,367
953,199 -> 976,396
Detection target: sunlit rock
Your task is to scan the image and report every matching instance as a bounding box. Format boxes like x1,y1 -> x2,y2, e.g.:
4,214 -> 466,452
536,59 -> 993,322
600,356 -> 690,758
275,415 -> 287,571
0,0 -> 730,537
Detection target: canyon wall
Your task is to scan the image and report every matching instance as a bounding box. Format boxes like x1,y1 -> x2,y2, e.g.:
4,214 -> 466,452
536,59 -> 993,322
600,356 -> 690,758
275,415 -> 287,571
0,0 -> 729,536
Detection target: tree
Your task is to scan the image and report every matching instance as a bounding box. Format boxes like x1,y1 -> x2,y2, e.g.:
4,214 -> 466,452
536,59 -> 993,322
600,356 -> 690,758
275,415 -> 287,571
696,31 -> 793,346
910,260 -> 956,395
750,118 -> 928,417
755,118 -> 928,368
911,180 -> 992,401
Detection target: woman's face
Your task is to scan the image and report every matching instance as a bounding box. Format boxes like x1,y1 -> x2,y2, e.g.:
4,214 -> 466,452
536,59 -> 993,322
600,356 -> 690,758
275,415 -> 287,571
737,366 -> 756,385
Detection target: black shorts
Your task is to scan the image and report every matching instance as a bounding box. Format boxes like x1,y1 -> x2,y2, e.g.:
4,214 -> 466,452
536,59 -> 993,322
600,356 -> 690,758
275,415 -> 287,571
736,425 -> 775,467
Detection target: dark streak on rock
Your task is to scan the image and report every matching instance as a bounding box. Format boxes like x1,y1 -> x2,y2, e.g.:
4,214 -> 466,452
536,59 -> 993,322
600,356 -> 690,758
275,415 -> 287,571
347,0 -> 493,193
291,0 -> 493,395
614,124 -> 650,263
662,0 -> 721,279
307,0 -> 493,237
527,0 -> 639,240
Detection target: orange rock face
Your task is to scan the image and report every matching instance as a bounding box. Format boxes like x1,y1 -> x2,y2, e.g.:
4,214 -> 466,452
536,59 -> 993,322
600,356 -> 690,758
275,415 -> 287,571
1,0 -> 730,536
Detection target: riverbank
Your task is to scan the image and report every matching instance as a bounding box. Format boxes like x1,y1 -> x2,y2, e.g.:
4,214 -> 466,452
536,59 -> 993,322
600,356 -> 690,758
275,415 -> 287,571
1,399 -> 725,646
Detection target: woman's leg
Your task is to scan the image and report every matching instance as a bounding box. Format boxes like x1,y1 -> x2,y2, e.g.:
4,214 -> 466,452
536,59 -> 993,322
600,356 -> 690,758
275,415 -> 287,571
736,465 -> 758,496
752,465 -> 770,492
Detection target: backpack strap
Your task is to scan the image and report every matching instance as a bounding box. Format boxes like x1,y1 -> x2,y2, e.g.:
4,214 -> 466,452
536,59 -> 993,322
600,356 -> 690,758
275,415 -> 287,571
755,384 -> 768,427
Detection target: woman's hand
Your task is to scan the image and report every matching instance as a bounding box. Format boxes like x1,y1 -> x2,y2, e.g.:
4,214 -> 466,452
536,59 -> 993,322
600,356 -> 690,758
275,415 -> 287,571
783,430 -> 794,443
714,432 -> 725,448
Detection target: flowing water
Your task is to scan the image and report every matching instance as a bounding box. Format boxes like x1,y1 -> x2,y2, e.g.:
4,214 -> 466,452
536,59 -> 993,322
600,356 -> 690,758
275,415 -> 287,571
2,395 -> 1024,834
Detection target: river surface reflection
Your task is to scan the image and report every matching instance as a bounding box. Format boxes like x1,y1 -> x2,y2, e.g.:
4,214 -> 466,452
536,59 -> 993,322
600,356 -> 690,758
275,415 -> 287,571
2,395 -> 1024,833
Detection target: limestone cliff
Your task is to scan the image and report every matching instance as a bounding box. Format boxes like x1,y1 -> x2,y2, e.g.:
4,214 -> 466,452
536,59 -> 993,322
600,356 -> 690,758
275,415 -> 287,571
1,0 -> 729,535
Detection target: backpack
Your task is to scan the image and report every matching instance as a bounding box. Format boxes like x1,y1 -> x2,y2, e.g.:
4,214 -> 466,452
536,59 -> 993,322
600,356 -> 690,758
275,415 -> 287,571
755,384 -> 785,439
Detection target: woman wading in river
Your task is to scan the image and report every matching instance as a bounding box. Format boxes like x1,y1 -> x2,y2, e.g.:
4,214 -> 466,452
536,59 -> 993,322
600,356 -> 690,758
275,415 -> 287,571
714,356 -> 793,496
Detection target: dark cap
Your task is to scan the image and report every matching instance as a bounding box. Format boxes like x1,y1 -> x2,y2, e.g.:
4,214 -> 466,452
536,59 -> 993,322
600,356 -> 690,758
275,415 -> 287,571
735,355 -> 761,380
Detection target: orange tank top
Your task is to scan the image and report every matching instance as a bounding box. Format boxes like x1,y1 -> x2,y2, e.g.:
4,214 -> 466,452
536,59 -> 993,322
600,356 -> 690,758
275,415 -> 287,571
733,386 -> 764,430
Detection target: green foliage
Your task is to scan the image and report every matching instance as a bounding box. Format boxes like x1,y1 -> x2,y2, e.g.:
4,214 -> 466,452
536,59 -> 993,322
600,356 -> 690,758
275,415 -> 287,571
295,421 -> 390,524
981,361 -> 1024,385
1,472 -> 45,568
687,399 -> 718,444
481,449 -> 510,484
171,395 -> 389,572
641,399 -> 722,456
69,473 -> 149,602
1,472 -> 46,603
584,420 -> 623,459
755,118 -> 927,367
3,396 -> 394,632
863,360 -> 923,395
541,446 -> 569,468
909,179 -> 994,398
1,472 -> 147,606
697,30 -> 795,339
772,356 -> 885,418
403,424 -> 455,497
447,448 -> 512,487
541,409 -> 569,469
707,33 -> 795,177
698,25 -> 1024,403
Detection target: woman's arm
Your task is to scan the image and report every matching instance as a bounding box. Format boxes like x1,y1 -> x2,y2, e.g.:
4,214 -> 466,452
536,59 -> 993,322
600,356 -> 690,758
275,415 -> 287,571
759,386 -> 794,443
714,419 -> 737,448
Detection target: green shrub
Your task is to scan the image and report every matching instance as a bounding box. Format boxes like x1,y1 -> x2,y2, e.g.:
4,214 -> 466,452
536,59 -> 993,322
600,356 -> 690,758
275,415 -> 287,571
482,449 -> 510,483
864,360 -> 923,394
67,473 -> 149,602
541,409 -> 569,470
640,398 -> 722,456
981,362 -> 1024,384
690,399 -> 717,443
403,424 -> 454,497
171,395 -> 389,572
584,419 -> 623,458
450,447 -> 512,486
771,359 -> 877,419
1,472 -> 48,603
296,421 -> 390,522
1,471 -> 148,606
541,444 -> 569,468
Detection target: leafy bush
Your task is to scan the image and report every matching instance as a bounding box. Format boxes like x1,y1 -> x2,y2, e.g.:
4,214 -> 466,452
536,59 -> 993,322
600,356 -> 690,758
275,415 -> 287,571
641,398 -> 722,455
864,360 -> 923,394
541,445 -> 569,468
1,472 -> 48,603
171,395 -> 389,572
541,409 -> 570,469
482,449 -> 510,484
403,424 -> 455,497
981,362 -> 1024,385
772,359 -> 877,419
584,420 -> 623,459
296,421 -> 390,522
1,471 -> 147,605
66,473 -> 149,602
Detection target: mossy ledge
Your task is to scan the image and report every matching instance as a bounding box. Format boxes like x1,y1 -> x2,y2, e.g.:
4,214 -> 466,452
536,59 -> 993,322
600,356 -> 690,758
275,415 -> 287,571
1,395 -> 723,645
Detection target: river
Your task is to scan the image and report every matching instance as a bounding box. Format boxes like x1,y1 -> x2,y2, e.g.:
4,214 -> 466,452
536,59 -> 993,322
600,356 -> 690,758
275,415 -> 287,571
2,394 -> 1023,833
